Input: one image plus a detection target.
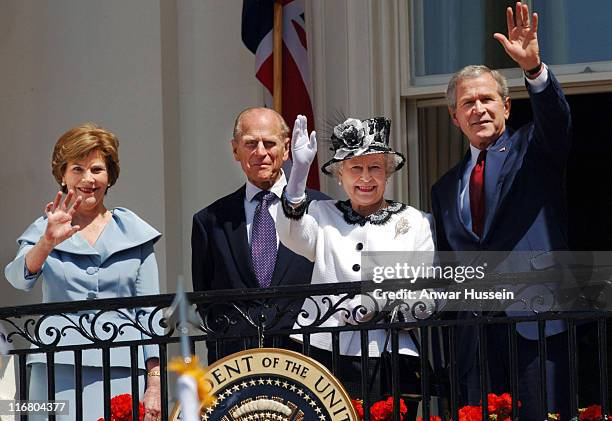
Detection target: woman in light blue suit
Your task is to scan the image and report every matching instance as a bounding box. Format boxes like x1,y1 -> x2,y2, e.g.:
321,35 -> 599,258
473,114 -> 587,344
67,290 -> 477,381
5,123 -> 162,421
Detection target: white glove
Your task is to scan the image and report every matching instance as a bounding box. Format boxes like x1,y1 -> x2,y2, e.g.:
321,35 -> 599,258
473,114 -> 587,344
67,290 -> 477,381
286,114 -> 317,203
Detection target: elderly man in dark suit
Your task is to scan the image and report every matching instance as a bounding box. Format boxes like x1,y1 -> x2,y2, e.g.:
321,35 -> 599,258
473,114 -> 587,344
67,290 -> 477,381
192,107 -> 327,363
431,3 -> 572,419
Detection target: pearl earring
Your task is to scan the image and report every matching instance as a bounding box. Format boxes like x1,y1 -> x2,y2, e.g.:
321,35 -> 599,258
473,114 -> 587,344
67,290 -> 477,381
61,181 -> 66,186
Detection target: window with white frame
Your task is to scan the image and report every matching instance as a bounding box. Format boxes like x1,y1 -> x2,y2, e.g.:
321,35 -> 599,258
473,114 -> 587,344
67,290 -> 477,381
399,0 -> 612,210
408,0 -> 612,87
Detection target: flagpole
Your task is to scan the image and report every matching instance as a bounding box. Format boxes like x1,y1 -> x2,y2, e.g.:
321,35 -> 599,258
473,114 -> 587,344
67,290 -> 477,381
166,278 -> 204,421
273,0 -> 283,113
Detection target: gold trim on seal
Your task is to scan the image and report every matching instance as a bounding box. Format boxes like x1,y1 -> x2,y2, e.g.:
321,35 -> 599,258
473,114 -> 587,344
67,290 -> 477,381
170,348 -> 359,421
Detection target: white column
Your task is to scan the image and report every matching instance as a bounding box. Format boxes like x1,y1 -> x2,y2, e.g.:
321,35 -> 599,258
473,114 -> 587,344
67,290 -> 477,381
307,0 -> 408,203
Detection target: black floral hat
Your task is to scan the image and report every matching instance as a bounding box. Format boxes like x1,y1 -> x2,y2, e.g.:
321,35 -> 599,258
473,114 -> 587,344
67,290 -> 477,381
321,117 -> 406,176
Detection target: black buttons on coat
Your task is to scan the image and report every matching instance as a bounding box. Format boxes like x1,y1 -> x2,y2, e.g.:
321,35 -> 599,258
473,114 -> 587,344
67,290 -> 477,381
353,243 -> 363,271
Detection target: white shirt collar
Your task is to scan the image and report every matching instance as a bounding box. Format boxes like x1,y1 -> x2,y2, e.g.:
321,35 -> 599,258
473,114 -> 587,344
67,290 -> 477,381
245,171 -> 287,202
469,143 -> 483,167
468,141 -> 495,167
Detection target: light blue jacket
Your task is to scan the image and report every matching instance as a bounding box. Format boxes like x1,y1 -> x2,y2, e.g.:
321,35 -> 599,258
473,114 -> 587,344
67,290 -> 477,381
4,207 -> 161,369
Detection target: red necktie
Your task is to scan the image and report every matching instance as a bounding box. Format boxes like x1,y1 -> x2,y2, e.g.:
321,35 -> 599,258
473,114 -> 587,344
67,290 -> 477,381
469,150 -> 487,237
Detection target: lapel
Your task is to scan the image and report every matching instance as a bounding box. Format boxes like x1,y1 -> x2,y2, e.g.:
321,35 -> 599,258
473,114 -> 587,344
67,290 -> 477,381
224,185 -> 259,288
483,130 -> 515,238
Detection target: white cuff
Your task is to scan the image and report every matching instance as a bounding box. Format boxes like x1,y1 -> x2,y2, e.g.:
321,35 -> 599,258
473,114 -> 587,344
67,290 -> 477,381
285,192 -> 306,204
525,63 -> 549,94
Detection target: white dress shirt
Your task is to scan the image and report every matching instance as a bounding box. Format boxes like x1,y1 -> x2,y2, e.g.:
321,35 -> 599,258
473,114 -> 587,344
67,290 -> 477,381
244,172 -> 287,247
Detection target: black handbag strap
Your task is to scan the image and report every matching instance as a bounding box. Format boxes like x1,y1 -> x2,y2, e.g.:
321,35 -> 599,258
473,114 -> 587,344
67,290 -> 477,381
367,306 -> 399,393
381,306 -> 399,352
382,307 -> 422,354
369,306 -> 427,394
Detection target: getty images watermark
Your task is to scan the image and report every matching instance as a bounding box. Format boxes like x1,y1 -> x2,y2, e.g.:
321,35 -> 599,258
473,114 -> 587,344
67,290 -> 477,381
370,261 -> 515,301
360,251 -> 523,310
359,251 -> 612,313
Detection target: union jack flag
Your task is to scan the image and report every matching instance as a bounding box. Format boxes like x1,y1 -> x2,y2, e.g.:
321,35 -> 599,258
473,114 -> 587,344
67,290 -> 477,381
242,0 -> 320,189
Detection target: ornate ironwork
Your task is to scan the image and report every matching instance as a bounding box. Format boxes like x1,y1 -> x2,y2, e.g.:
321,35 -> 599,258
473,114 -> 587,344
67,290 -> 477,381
1,271 -> 607,352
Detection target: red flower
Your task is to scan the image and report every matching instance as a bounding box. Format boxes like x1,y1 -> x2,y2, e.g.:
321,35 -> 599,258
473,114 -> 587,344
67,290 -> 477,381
97,394 -> 145,421
373,396 -> 407,421
487,392 -> 515,418
417,416 -> 442,421
457,393 -> 521,421
352,399 -> 365,419
352,396 -> 408,421
458,405 -> 482,421
579,404 -> 602,421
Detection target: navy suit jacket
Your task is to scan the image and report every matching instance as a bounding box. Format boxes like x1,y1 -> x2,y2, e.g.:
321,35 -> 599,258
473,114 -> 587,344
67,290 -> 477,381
431,70 -> 572,338
191,185 -> 328,361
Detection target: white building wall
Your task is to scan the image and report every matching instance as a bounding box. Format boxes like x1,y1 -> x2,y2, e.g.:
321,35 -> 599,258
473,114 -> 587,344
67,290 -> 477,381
0,0 -> 397,306
308,0 -> 405,202
0,0 -> 265,308
0,0 -> 168,305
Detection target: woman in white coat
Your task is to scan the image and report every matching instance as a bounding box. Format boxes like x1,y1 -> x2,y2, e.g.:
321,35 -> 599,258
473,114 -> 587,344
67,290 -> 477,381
276,115 -> 435,418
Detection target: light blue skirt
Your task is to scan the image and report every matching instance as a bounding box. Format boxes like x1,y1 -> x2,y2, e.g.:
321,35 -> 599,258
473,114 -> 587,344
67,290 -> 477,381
28,363 -> 145,421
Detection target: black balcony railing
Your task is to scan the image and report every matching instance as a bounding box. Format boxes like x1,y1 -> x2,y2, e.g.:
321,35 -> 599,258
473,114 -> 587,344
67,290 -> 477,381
0,275 -> 611,421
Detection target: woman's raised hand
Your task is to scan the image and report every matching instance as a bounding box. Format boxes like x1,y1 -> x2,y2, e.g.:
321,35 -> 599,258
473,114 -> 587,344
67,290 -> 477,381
291,114 -> 317,169
285,115 -> 317,203
43,190 -> 82,247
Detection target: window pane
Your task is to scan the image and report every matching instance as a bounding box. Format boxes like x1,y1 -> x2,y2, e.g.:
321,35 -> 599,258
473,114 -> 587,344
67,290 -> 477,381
534,0 -> 612,65
411,0 -> 514,80
410,0 -> 612,84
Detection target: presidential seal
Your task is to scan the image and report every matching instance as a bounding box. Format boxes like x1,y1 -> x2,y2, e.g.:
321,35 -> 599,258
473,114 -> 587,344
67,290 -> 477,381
170,348 -> 358,421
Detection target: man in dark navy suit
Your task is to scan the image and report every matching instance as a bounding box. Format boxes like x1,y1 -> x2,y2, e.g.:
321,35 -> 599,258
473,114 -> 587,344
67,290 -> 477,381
192,107 -> 327,363
431,3 -> 572,419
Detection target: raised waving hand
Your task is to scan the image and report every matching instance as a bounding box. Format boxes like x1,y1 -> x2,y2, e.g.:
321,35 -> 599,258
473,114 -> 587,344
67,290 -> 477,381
43,190 -> 83,247
285,114 -> 317,203
291,114 -> 317,169
493,2 -> 541,71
